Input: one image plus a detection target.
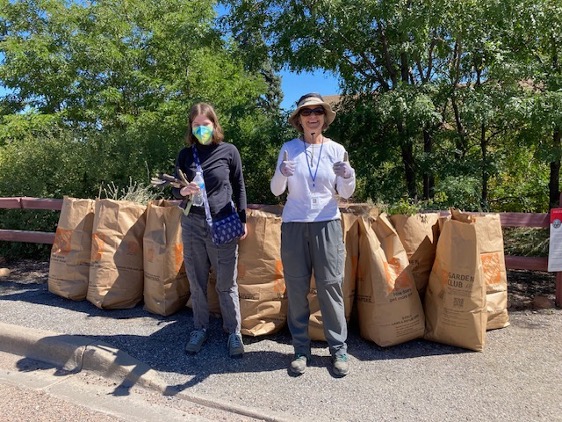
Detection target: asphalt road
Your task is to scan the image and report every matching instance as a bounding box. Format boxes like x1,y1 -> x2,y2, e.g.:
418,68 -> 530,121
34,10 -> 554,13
1,271 -> 562,421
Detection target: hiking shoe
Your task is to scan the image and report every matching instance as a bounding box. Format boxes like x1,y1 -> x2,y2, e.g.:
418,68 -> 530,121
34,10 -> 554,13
332,354 -> 349,377
289,354 -> 308,375
185,329 -> 207,354
228,333 -> 244,357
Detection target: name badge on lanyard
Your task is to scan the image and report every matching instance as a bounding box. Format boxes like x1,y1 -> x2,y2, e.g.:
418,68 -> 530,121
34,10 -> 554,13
310,193 -> 322,210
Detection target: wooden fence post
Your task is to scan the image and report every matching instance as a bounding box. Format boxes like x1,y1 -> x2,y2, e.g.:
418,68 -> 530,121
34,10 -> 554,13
556,272 -> 562,308
549,192 -> 562,308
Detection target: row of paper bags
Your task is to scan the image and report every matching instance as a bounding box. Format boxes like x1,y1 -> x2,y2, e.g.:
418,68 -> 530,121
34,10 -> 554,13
48,198 -> 291,337
48,197 -> 508,351
355,209 -> 509,352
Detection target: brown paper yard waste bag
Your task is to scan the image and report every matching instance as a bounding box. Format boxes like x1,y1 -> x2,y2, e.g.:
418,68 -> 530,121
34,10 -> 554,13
450,209 -> 509,330
87,199 -> 146,309
389,213 -> 440,299
48,196 -> 95,300
238,206 -> 287,336
143,200 -> 189,316
341,211 -> 360,319
424,218 -> 487,351
356,215 -> 425,347
308,210 -> 360,341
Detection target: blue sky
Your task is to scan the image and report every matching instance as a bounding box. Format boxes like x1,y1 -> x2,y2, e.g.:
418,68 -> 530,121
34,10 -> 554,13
279,69 -> 340,111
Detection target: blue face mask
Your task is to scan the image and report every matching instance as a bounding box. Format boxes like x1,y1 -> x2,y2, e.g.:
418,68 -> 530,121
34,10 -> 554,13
192,125 -> 213,144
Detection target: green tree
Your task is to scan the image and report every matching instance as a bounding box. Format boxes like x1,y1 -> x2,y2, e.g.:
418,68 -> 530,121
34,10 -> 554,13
498,0 -> 562,209
223,0 -> 557,211
222,0 -> 484,202
0,0 -> 271,201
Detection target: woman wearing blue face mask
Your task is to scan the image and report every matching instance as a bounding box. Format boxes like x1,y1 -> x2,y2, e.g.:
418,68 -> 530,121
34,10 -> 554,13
172,102 -> 248,358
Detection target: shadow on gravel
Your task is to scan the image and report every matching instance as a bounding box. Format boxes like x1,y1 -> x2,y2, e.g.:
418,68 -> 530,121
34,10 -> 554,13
78,315 -> 470,397
0,281 -> 149,317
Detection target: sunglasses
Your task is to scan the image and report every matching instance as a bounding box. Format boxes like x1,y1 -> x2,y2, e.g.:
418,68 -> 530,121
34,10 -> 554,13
300,107 -> 325,117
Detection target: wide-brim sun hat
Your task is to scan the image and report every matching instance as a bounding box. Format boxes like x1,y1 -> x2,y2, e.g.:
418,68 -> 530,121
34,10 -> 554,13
288,93 -> 336,132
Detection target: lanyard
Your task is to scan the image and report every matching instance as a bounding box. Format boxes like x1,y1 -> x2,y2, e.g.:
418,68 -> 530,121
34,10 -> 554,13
303,139 -> 323,188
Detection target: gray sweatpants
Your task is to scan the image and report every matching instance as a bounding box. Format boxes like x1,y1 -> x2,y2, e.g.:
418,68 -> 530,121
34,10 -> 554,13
281,219 -> 348,358
181,212 -> 241,334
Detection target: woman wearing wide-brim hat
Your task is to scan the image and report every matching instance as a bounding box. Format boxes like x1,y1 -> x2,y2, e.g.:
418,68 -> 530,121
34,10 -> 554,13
270,92 -> 356,377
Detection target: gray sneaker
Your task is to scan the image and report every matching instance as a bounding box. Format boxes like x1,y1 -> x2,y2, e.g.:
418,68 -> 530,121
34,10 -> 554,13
185,329 -> 207,354
228,333 -> 244,357
332,354 -> 349,377
289,354 -> 308,375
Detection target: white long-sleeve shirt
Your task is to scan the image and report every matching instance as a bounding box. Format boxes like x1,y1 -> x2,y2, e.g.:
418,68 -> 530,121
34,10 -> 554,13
270,137 -> 356,223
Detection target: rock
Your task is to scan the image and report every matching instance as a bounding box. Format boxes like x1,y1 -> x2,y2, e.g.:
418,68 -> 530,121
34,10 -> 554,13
0,268 -> 11,278
532,295 -> 555,309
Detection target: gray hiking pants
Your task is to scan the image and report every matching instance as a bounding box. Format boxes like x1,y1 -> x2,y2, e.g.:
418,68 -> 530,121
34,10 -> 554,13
181,212 -> 241,334
281,219 -> 348,358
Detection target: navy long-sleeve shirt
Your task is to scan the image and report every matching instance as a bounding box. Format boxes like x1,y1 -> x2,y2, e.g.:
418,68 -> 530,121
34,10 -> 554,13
172,142 -> 247,223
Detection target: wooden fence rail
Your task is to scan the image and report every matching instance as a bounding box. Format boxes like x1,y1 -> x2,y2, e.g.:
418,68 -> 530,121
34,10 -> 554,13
0,196 -> 560,307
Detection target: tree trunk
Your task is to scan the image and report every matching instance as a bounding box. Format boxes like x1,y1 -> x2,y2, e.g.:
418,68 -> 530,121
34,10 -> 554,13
422,127 -> 434,200
480,123 -> 489,210
401,142 -> 417,199
549,128 -> 561,209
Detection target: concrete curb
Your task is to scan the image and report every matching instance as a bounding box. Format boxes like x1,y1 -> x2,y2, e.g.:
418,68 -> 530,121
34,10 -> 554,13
0,321 -> 166,391
0,322 -> 296,422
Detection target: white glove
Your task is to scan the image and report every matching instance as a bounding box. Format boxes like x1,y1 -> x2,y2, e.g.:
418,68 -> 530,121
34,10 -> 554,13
279,150 -> 296,177
333,161 -> 353,179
